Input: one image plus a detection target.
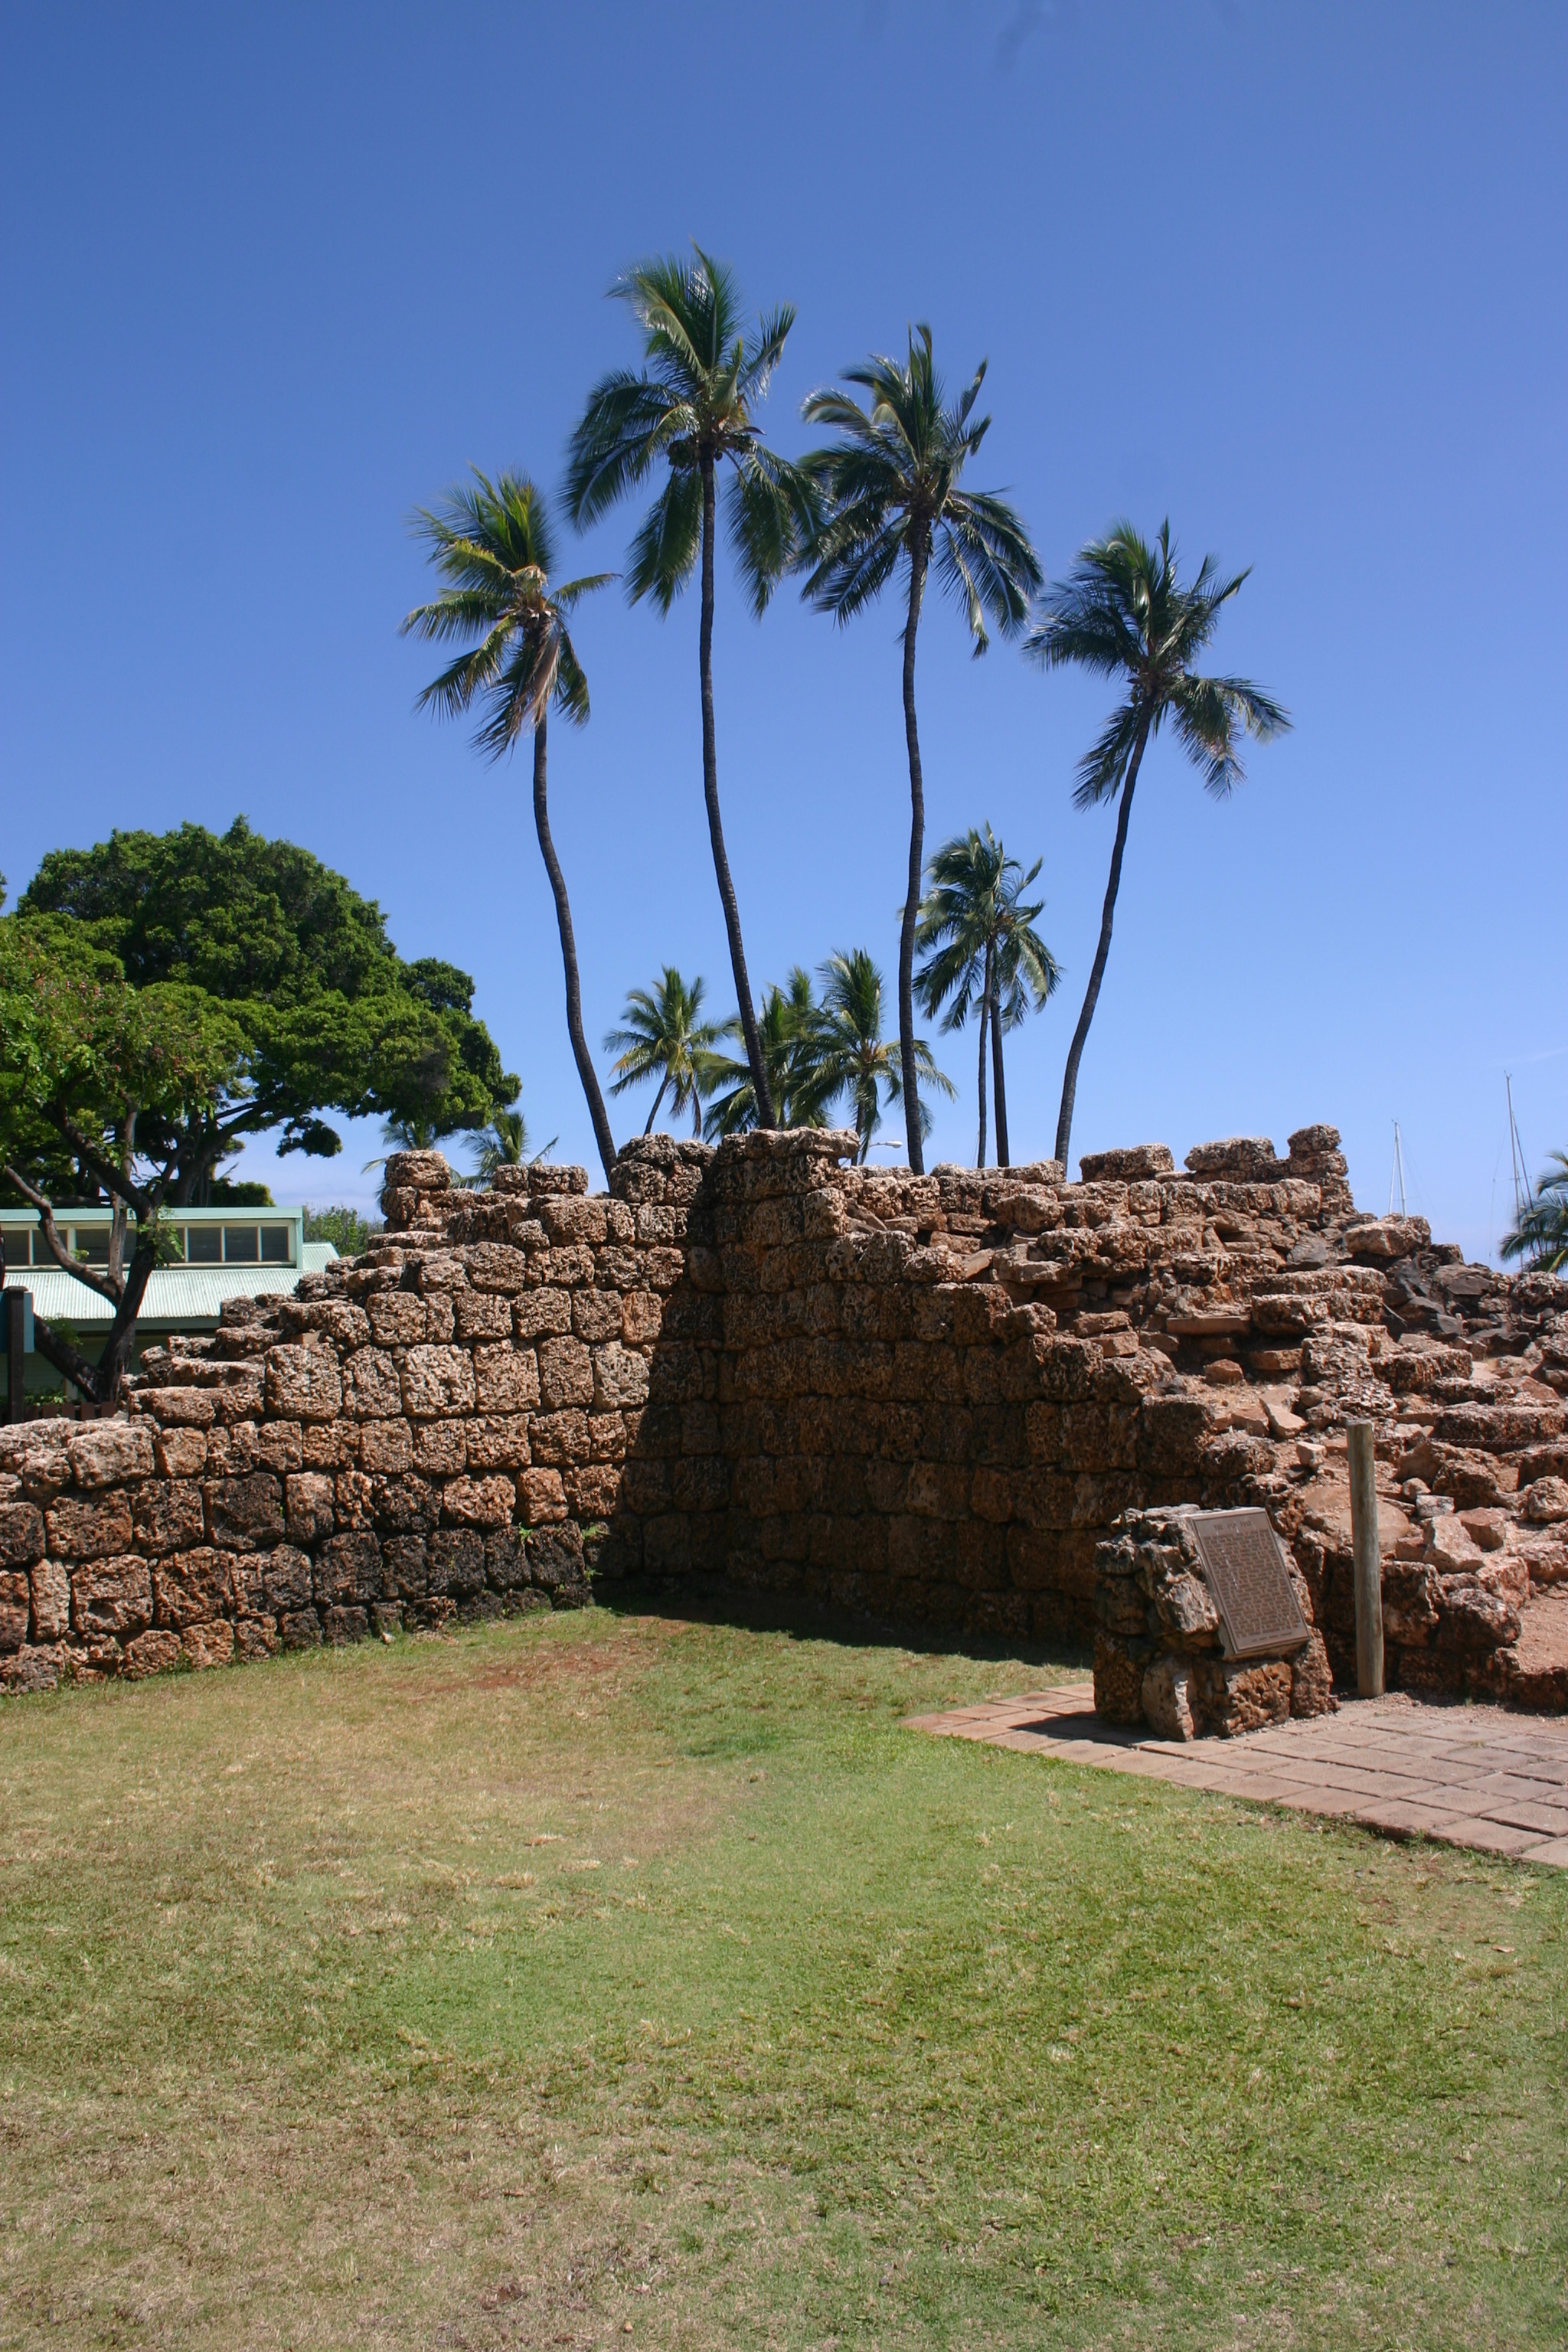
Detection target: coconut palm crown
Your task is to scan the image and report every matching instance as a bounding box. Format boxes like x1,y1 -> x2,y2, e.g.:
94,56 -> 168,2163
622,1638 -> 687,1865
401,470 -> 619,1181
605,968 -> 725,1137
1025,520 -> 1289,1173
566,247 -> 815,1127
799,327 -> 1040,1174
812,948 -> 954,1165
1501,1154 -> 1568,1273
915,825 -> 1060,1169
702,969 -> 832,1141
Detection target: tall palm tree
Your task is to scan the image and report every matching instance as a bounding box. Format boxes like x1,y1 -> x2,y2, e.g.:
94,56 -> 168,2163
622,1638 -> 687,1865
915,825 -> 1060,1169
799,328 -> 1040,1174
1025,521 -> 1289,1174
566,247 -> 813,1128
604,967 -> 724,1136
400,470 -> 619,1183
702,969 -> 831,1139
812,948 -> 954,1165
1502,1154 -> 1568,1272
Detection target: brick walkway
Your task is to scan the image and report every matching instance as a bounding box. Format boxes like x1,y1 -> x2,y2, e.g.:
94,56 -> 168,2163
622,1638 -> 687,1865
905,1681 -> 1568,1866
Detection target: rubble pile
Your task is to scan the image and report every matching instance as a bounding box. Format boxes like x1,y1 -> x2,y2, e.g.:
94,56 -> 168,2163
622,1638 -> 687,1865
2,1120 -> 1565,1710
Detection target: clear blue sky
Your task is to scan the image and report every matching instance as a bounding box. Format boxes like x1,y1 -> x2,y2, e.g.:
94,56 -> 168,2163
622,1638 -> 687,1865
3,3 -> 1563,1256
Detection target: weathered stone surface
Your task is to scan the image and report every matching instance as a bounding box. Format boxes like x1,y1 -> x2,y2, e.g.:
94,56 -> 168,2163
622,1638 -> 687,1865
1191,1655 -> 1292,1736
441,1475 -> 515,1527
67,1421 -> 155,1489
342,1348 -> 403,1419
474,1344 -> 539,1415
182,1618 -> 236,1670
70,1553 -> 152,1637
132,1479 -> 206,1555
1141,1654 -> 1197,1739
367,1291 -> 430,1347
0,1502 -> 45,1569
266,1345 -> 344,1423
122,1628 -> 182,1678
29,1560 -> 70,1642
1080,1144 -> 1174,1182
1523,1475 -> 1568,1525
285,1471 -> 337,1544
152,1548 -> 234,1628
315,1533 -> 381,1606
401,1345 -> 476,1419
204,1474 -> 285,1551
536,1334 -> 593,1411
0,1572 -> 30,1652
47,1491 -> 133,1562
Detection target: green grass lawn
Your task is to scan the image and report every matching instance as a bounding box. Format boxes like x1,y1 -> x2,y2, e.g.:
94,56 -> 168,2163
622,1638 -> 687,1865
1,1604 -> 1564,2350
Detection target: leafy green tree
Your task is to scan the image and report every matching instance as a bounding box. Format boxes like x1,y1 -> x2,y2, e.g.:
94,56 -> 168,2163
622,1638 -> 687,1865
19,818 -> 516,1196
401,470 -> 618,1181
605,969 -> 724,1136
703,969 -> 831,1140
799,328 -> 1040,1174
811,948 -> 954,1165
302,1203 -> 381,1257
0,915 -> 240,1399
1502,1155 -> 1568,1272
567,247 -> 814,1127
1025,521 -> 1289,1173
915,825 -> 1060,1168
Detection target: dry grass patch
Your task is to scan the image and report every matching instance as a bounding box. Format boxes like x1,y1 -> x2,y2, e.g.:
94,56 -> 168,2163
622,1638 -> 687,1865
1,1606 -> 1565,2349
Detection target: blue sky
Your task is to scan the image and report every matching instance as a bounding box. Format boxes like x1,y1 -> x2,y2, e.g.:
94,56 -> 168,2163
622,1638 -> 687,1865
2,2 -> 1563,1256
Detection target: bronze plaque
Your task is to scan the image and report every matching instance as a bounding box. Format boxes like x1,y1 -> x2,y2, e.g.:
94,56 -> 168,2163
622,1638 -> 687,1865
1191,1508 -> 1308,1660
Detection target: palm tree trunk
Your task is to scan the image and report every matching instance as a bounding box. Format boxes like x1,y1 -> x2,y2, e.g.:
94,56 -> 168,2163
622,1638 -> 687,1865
991,966 -> 1011,1168
899,533 -> 929,1174
1053,711 -> 1151,1172
700,456 -> 776,1128
975,943 -> 991,1168
533,708 -> 619,1184
642,1072 -> 670,1137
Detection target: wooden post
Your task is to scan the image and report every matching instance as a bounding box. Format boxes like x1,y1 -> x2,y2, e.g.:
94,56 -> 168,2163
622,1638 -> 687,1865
5,1290 -> 24,1426
1347,1419 -> 1384,1698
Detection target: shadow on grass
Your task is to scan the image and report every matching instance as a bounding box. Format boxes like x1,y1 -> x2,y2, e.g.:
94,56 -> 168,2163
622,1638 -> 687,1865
587,1569 -> 1094,1675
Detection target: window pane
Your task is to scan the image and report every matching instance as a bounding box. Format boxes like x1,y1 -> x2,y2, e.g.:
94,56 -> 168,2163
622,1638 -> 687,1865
223,1226 -> 260,1264
186,1225 -> 221,1263
260,1226 -> 290,1265
77,1230 -> 110,1264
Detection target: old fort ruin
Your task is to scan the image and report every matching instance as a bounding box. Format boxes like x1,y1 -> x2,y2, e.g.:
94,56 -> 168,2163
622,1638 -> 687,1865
4,1124 -> 1567,1723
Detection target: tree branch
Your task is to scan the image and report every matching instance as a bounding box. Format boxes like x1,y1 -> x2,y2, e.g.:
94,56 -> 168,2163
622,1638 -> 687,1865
1,1163 -> 122,1304
44,1108 -> 156,1221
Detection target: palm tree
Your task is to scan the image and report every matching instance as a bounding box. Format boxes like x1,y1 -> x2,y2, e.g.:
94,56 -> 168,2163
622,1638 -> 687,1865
361,1108 -> 466,1174
702,969 -> 831,1140
566,247 -> 814,1129
811,949 -> 954,1165
1024,521 -> 1290,1174
915,825 -> 1060,1169
401,469 -> 619,1183
1502,1154 -> 1568,1272
469,1103 -> 557,1181
799,328 -> 1040,1174
604,968 -> 724,1136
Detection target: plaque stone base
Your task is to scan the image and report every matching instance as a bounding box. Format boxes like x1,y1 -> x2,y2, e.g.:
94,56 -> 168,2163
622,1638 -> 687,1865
1094,1504 -> 1336,1740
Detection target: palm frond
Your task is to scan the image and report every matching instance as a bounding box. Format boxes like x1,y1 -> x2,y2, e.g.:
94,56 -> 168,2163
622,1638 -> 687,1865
626,467 -> 703,611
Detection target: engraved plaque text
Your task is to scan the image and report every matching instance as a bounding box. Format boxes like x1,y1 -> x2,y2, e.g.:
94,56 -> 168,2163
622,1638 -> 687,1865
1191,1508 -> 1308,1660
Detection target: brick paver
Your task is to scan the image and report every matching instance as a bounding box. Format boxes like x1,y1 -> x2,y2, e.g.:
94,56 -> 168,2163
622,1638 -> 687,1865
904,1681 -> 1568,1866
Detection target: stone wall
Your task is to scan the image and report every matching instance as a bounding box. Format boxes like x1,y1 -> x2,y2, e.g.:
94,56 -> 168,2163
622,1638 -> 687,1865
4,1125 -> 1566,1706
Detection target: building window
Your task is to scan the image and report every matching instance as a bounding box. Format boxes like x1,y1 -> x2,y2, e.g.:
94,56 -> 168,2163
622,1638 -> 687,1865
185,1226 -> 222,1263
260,1226 -> 290,1265
223,1226 -> 260,1264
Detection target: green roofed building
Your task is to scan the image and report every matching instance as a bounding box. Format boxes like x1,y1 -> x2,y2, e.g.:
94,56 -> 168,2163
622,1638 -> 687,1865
1,1206 -> 338,1405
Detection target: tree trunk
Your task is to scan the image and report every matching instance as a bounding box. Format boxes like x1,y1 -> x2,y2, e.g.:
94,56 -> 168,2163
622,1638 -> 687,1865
991,964 -> 1010,1168
534,709 -> 619,1184
642,1072 -> 670,1137
899,533 -> 929,1174
699,456 -> 775,1128
975,942 -> 991,1168
1053,711 -> 1152,1172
